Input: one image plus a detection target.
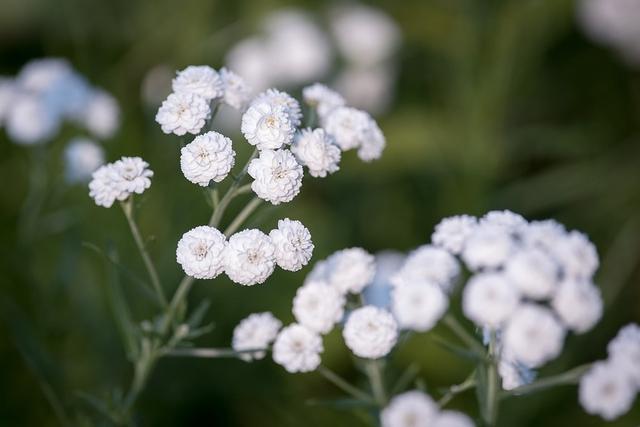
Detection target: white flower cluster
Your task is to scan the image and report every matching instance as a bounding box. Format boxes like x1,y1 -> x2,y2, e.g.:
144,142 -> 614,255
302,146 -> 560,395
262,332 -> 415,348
579,323 -> 640,421
0,58 -> 120,145
381,390 -> 474,427
232,312 -> 282,361
176,218 -> 313,286
89,157 -> 153,208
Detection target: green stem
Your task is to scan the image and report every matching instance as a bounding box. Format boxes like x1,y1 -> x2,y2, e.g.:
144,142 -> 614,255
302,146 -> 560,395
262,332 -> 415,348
224,197 -> 262,236
502,364 -> 592,397
318,365 -> 375,404
442,314 -> 485,355
484,331 -> 499,426
166,347 -> 263,358
161,275 -> 195,334
438,372 -> 476,407
120,199 -> 167,307
365,359 -> 387,407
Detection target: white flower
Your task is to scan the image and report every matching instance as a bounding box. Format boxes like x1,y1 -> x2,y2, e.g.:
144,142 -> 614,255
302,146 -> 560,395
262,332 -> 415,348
433,411 -> 475,427
223,229 -> 276,286
522,219 -> 568,251
357,118 -> 386,162
390,245 -> 460,293
302,83 -> 346,119
112,156 -> 154,196
607,323 -> 640,387
225,37 -> 272,92
232,312 -> 282,361
462,272 -> 520,329
334,65 -> 395,115
431,215 -> 478,255
176,226 -> 226,279
503,304 -> 565,368
324,247 -> 376,294
504,248 -> 559,300
392,281 -> 448,332
343,306 -> 398,359
180,131 -> 235,186
248,149 -> 303,204
269,218 -> 314,271
553,231 -> 599,280
323,106 -> 372,151
253,88 -> 302,127
479,210 -> 528,234
272,323 -> 323,373
292,281 -> 345,334
363,251 -> 405,309
172,65 -> 223,101
380,390 -> 438,427
6,95 -> 60,144
82,89 -> 120,139
88,164 -> 120,208
155,91 -> 210,136
551,279 -> 603,333
220,67 -> 252,110
64,137 -> 105,183
462,224 -> 516,271
579,360 -> 637,421
291,128 -> 341,177
16,58 -> 72,93
241,101 -> 295,149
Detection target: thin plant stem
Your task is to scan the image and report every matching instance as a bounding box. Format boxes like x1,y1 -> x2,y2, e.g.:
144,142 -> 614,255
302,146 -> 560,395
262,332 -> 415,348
318,365 -> 375,404
224,197 -> 262,236
365,359 -> 387,406
390,363 -> 420,395
484,331 -> 500,426
502,364 -> 592,397
120,199 -> 167,307
166,347 -> 263,358
438,372 -> 476,408
442,314 -> 485,355
161,275 -> 195,334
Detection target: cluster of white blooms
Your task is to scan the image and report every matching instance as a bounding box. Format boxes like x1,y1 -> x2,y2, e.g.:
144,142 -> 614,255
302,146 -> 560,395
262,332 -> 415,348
381,390 -> 474,427
232,312 -> 282,361
89,156 -> 153,208
292,281 -> 345,334
579,323 -> 640,420
180,131 -> 235,186
0,58 -> 120,145
64,137 -> 105,183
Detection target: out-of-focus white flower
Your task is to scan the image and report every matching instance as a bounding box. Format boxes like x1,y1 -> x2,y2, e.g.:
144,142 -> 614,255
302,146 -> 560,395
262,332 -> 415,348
462,272 -> 520,329
155,91 -> 210,136
503,304 -> 565,368
579,360 -> 637,421
6,94 -> 60,144
480,210 -> 528,234
180,131 -> 235,186
522,220 -> 568,251
302,83 -> 346,119
82,89 -> 120,139
291,128 -> 341,177
504,248 -> 559,300
64,137 -> 105,183
390,245 -> 460,293
433,411 -> 475,427
232,312 -> 282,361
343,306 -> 398,359
323,106 -> 371,151
0,77 -> 15,124
334,65 -> 395,115
220,67 -> 252,110
392,281 -> 448,332
330,4 -> 401,67
140,64 -> 173,108
16,58 -> 72,93
363,251 -> 405,309
431,215 -> 478,255
292,281 -> 345,334
552,231 -> 599,280
607,323 -> 640,387
324,247 -> 376,294
253,88 -> 302,127
462,224 -> 516,271
176,226 -> 227,280
248,149 -> 303,205
241,101 -> 295,150
88,156 -> 153,207
223,229 -> 276,286
551,279 -> 603,333
269,218 -> 314,271
225,37 -> 273,92
172,65 -> 223,101
380,390 -> 438,427
357,118 -> 386,162
272,323 -> 323,373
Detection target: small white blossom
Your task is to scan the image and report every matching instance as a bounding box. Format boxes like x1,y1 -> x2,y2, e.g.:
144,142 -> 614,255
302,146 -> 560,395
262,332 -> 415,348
324,247 -> 376,294
302,83 -> 346,119
253,88 -> 302,127
433,411 -> 475,427
480,210 -> 528,234
323,106 -> 372,151
180,131 -> 235,186
241,101 -> 295,150
248,149 -> 303,204
551,279 -> 603,333
431,215 -> 478,255
272,323 -> 323,373
462,272 -> 520,329
504,248 -> 559,300
269,218 -> 314,271
503,304 -> 566,368
232,312 -> 282,361
553,231 -> 599,280
291,128 -> 341,178
220,67 -> 252,110
88,156 -> 153,207
64,137 -> 105,183
392,281 -> 448,332
88,164 -> 121,208
462,224 -> 516,271
16,58 -> 72,93
176,226 -> 226,279
155,91 -> 210,136
522,219 -> 568,251
82,89 -> 120,139
390,245 -> 460,293
357,118 -> 386,162
607,323 -> 640,387
224,229 -> 276,286
172,65 -> 223,101
6,95 -> 60,144
380,390 -> 438,427
343,306 -> 398,359
579,360 -> 637,421
293,281 -> 345,334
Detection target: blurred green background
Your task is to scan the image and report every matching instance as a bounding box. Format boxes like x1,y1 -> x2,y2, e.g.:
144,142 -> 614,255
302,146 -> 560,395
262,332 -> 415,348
1,0 -> 640,425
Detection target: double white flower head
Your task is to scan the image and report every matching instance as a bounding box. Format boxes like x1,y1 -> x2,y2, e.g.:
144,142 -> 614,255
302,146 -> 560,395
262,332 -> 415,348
89,156 -> 153,208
